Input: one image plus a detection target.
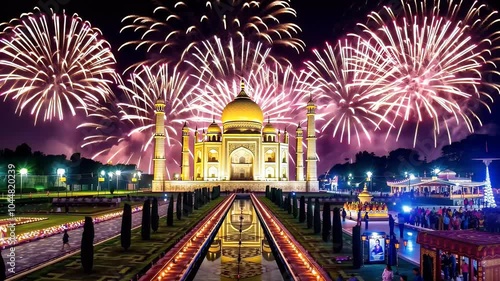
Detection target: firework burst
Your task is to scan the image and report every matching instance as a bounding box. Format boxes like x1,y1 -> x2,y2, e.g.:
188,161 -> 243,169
0,8 -> 119,124
303,39 -> 389,146
78,64 -> 192,178
185,35 -> 301,130
119,0 -> 304,71
351,0 -> 500,147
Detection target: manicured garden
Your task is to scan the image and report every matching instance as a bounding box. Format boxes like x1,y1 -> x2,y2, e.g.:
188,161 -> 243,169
21,196 -> 224,281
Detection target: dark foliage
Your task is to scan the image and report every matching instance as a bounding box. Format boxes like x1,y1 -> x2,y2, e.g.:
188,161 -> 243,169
313,198 -> 321,234
141,199 -> 151,240
167,195 -> 174,226
81,216 -> 94,273
307,197 -> 313,229
299,196 -> 306,223
332,207 -> 343,253
120,203 -> 132,250
151,197 -> 159,232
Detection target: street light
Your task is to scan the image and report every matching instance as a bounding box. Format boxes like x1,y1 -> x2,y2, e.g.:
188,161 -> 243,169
361,234 -> 367,266
108,172 -> 114,192
20,168 -> 28,199
57,168 -> 65,198
366,171 -> 373,191
115,170 -> 121,192
395,241 -> 400,274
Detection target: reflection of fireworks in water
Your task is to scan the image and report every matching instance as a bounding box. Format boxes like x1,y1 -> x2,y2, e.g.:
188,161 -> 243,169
0,8 -> 119,125
186,35 -> 301,129
303,39 -> 388,146
351,0 -> 500,147
120,0 -> 304,71
79,64 -> 192,177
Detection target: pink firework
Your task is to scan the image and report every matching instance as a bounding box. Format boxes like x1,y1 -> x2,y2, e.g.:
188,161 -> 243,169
79,64 -> 192,178
351,0 -> 500,147
0,8 -> 119,125
303,39 -> 389,146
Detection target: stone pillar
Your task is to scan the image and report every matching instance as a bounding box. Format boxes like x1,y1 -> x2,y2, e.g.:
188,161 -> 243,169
305,95 -> 318,192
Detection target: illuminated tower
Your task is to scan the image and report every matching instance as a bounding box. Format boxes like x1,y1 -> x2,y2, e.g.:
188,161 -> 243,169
306,95 -> 319,191
153,99 -> 166,188
181,122 -> 190,181
296,123 -> 304,181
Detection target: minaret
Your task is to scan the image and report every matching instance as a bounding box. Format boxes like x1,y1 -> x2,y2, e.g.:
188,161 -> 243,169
181,122 -> 190,181
194,126 -> 199,143
296,123 -> 304,181
306,95 -> 318,191
284,128 -> 289,144
153,99 -> 166,188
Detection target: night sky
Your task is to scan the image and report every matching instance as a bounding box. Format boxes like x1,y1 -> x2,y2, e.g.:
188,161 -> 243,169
1,0 -> 500,176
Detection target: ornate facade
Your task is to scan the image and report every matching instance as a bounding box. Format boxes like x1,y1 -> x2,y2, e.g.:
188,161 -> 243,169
152,81 -> 318,192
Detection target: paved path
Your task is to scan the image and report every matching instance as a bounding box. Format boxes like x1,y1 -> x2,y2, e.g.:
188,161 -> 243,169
3,202 -> 168,279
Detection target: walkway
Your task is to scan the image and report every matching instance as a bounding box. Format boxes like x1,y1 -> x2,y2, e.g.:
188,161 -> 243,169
3,202 -> 168,279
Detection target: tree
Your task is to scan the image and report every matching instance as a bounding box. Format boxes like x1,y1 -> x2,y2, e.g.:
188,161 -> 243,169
176,193 -> 182,220
194,189 -> 199,210
81,216 -> 94,273
352,225 -> 362,269
287,193 -> 292,214
141,199 -> 151,240
167,195 -> 174,226
266,185 -> 270,199
332,207 -> 343,253
120,204 -> 132,251
313,198 -> 321,234
183,192 -> 189,216
307,197 -> 313,229
151,197 -> 159,232
292,194 -> 298,218
322,202 -> 331,242
299,196 -> 306,223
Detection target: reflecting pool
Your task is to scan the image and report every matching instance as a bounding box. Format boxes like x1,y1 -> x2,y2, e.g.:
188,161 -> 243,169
193,199 -> 283,281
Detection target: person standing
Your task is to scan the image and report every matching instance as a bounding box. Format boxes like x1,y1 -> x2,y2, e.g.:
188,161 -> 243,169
342,208 -> 347,222
364,212 -> 369,230
382,264 -> 394,281
398,213 -> 405,239
450,254 -> 457,280
413,267 -> 423,281
61,229 -> 70,251
461,260 -> 469,281
389,214 -> 395,236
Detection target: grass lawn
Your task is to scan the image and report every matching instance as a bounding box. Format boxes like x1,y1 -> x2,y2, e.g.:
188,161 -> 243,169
22,197 -> 224,281
260,198 -> 416,281
0,202 -> 143,234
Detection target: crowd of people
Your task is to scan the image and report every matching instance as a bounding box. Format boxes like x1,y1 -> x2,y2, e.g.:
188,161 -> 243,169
400,206 -> 487,231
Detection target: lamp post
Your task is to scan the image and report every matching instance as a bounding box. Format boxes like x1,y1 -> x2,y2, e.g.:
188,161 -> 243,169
115,170 -> 121,192
395,241 -> 400,274
385,236 -> 391,263
361,234 -> 367,266
99,170 -> 105,196
366,171 -> 373,191
20,168 -> 28,199
57,168 -> 65,198
108,172 -> 113,192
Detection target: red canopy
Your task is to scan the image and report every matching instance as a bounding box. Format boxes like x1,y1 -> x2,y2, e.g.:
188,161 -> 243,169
417,230 -> 500,260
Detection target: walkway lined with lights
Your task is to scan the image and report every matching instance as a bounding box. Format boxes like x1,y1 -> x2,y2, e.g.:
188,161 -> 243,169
252,194 -> 331,281
139,194 -> 235,281
4,202 -> 168,279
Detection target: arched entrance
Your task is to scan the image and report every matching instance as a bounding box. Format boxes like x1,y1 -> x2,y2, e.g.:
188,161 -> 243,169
230,147 -> 254,180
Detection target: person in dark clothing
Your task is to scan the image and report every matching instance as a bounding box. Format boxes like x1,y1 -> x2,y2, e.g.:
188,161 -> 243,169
389,214 -> 395,236
398,213 -> 405,238
342,208 -> 347,222
61,229 -> 70,251
364,212 -> 369,229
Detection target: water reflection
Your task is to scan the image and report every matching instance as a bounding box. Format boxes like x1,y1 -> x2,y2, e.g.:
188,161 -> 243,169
193,199 -> 283,281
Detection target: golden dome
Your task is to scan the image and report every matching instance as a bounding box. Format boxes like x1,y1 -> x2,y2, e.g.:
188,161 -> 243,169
221,81 -> 264,131
207,119 -> 221,134
263,118 -> 276,134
